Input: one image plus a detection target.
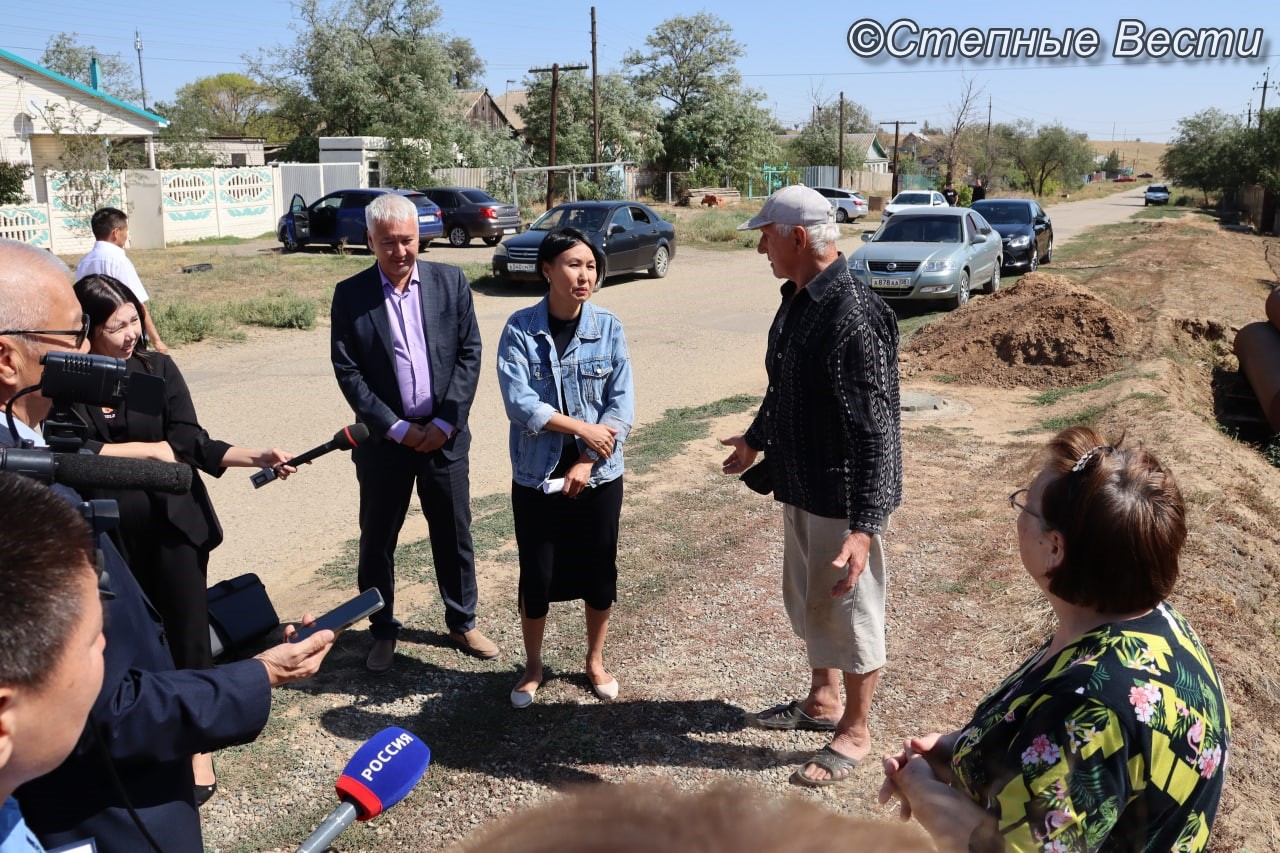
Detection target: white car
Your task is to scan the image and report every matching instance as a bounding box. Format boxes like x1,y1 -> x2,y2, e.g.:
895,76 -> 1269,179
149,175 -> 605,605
812,186 -> 869,222
883,190 -> 950,218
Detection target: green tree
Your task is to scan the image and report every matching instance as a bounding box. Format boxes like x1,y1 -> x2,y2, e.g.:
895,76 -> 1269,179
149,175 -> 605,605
41,33 -> 142,104
512,70 -> 660,201
518,70 -> 662,167
1161,109 -> 1248,203
1252,111 -> 1280,194
160,73 -> 275,137
252,0 -> 484,163
1001,122 -> 1094,196
445,37 -> 484,90
0,162 -> 32,204
624,13 -> 779,182
151,73 -> 281,168
1101,149 -> 1123,174
790,95 -> 873,167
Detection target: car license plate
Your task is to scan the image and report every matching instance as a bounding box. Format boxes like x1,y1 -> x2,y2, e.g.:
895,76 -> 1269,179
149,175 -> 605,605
871,277 -> 911,289
508,262 -> 536,273
502,228 -> 516,234
419,215 -> 437,222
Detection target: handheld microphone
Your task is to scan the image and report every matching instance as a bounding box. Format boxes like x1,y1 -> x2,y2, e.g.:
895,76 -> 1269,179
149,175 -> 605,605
295,727 -> 431,853
0,448 -> 192,494
251,423 -> 370,488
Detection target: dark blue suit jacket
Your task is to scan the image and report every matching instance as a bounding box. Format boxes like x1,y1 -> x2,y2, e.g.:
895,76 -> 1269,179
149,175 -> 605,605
330,260 -> 482,460
5,428 -> 272,853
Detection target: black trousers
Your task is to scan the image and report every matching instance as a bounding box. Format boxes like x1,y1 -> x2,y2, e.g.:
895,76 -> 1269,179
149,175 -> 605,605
121,524 -> 214,670
354,439 -> 477,640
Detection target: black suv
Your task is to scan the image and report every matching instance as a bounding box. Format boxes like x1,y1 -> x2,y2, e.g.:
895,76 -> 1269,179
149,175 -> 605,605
419,187 -> 523,247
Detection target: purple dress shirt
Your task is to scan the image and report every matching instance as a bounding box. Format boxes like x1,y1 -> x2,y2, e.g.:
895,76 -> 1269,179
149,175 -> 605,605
379,267 -> 454,443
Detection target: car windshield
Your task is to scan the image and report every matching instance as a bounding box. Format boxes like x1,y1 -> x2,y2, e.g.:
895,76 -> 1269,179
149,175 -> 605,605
531,206 -> 608,232
876,215 -> 961,243
461,189 -> 496,203
891,192 -> 932,205
972,203 -> 1031,225
1148,185 -> 1168,193
410,198 -> 435,212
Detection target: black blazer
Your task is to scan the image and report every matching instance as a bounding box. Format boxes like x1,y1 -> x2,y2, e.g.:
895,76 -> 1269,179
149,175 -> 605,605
3,427 -> 271,853
330,259 -> 482,460
75,351 -> 231,551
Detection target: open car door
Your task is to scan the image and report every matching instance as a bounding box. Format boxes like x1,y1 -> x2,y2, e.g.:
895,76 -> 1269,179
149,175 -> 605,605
290,194 -> 310,242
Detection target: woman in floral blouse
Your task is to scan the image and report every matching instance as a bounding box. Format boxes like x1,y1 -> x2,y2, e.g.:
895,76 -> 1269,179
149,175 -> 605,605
879,426 -> 1230,852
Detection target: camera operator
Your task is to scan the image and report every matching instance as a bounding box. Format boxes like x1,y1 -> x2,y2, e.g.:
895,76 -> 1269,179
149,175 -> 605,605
0,473 -> 104,853
0,239 -> 336,852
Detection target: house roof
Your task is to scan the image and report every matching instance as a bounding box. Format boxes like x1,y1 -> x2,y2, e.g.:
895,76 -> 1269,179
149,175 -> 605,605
453,89 -> 486,112
0,47 -> 168,127
843,133 -> 888,161
494,90 -> 528,133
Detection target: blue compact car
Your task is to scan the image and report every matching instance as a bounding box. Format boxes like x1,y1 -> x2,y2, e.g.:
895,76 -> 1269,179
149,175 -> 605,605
278,188 -> 443,252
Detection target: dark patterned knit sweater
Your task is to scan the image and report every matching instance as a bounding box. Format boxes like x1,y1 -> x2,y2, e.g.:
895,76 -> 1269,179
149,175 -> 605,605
744,254 -> 902,533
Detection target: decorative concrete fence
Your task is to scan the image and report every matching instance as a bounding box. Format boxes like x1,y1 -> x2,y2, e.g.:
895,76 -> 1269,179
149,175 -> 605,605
0,166 -> 284,254
159,168 -> 278,244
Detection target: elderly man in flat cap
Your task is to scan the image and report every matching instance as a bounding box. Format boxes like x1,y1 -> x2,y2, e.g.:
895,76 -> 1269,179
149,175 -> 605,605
721,185 -> 902,787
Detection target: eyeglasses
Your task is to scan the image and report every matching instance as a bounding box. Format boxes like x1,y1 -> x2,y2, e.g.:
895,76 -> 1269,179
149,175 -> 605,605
1009,488 -> 1045,522
0,314 -> 90,349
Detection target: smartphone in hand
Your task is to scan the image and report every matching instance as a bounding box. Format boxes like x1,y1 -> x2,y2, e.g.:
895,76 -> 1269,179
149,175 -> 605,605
291,588 -> 384,643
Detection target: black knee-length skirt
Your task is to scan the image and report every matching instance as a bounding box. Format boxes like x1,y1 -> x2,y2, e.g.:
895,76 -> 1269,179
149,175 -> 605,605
511,475 -> 623,619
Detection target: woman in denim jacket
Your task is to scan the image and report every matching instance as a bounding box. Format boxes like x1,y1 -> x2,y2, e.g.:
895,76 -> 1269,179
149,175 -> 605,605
497,228 -> 634,709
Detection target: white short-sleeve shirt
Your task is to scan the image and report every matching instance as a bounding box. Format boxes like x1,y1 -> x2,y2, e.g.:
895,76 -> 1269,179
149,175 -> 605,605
75,240 -> 149,303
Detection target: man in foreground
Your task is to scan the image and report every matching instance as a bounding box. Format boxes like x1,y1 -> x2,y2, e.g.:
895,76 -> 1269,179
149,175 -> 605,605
331,193 -> 496,673
0,474 -> 105,853
721,185 -> 902,787
0,238 -> 335,851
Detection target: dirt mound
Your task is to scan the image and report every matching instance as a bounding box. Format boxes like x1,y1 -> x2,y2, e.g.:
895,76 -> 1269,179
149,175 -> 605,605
902,273 -> 1136,388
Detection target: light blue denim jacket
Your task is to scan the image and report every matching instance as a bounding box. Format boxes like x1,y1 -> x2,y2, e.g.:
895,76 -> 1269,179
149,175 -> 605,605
496,298 -> 634,489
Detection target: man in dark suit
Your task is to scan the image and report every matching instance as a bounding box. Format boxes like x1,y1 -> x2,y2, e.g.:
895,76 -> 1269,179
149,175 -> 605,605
331,192 -> 497,673
0,237 -> 336,851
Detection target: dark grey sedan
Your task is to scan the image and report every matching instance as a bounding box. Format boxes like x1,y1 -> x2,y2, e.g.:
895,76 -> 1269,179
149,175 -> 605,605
492,201 -> 676,289
419,186 -> 522,247
969,199 -> 1053,273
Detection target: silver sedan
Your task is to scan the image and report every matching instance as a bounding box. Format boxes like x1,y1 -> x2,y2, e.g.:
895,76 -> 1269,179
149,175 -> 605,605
849,207 -> 1003,309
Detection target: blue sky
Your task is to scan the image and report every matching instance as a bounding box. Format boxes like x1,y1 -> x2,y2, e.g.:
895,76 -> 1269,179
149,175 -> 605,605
3,1 -> 1276,143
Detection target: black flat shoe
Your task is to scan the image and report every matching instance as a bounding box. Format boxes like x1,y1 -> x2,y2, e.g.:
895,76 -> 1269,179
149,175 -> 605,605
194,781 -> 217,807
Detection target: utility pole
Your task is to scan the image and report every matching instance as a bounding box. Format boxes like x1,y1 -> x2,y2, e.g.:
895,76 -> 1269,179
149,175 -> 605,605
591,8 -> 600,181
837,94 -> 845,188
530,62 -> 588,210
878,119 -> 916,198
1254,67 -> 1277,140
134,30 -> 147,110
985,95 -> 992,186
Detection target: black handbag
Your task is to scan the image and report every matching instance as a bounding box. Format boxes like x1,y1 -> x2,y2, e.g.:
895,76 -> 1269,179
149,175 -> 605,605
739,457 -> 774,495
207,573 -> 280,658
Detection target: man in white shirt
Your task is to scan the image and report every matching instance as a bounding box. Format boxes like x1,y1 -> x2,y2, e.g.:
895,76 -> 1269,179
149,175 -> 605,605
75,207 -> 168,353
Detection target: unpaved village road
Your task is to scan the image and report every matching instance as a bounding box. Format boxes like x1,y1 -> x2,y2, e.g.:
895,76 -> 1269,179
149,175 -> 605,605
185,188 -> 1150,616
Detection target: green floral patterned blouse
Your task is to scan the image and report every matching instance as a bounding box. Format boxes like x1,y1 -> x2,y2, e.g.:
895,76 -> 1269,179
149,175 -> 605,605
953,603 -> 1230,852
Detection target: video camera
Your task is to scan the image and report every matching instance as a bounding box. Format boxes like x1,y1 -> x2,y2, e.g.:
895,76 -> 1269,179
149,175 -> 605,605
37,352 -> 163,452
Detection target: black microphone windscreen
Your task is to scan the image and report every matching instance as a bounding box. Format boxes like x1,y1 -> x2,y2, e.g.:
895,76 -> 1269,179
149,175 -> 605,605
334,423 -> 370,451
56,453 -> 192,495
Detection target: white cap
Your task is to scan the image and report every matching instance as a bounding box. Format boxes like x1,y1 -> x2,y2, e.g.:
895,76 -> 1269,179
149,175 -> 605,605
737,185 -> 836,231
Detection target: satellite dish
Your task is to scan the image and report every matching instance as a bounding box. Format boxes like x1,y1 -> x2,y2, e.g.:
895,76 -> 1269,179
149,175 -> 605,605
26,96 -> 46,116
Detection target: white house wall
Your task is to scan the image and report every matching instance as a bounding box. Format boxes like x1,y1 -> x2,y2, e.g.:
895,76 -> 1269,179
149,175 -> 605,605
2,56 -> 162,205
